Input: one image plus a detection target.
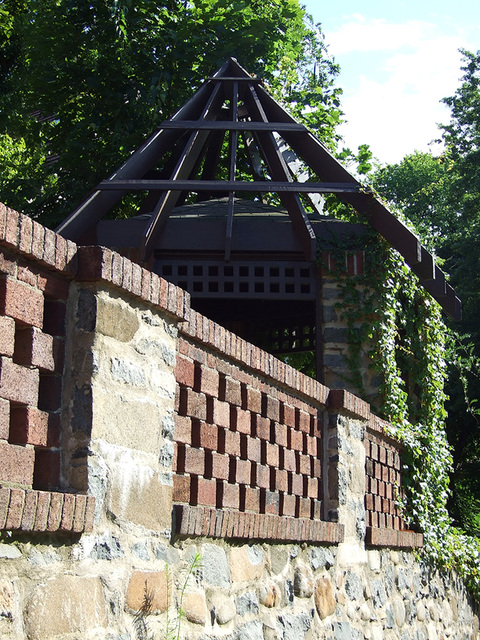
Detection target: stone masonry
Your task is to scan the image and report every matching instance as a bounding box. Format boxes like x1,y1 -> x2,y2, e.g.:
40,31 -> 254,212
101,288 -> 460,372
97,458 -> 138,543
0,203 -> 478,639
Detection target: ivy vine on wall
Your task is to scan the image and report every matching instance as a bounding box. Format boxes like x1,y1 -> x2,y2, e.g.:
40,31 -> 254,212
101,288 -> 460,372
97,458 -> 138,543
320,227 -> 480,600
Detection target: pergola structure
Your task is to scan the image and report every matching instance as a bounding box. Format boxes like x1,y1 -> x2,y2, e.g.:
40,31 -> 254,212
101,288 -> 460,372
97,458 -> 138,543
57,58 -> 460,381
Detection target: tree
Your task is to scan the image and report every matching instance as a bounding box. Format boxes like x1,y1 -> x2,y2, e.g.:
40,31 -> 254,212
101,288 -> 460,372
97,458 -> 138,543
0,0 -> 343,227
371,50 -> 480,535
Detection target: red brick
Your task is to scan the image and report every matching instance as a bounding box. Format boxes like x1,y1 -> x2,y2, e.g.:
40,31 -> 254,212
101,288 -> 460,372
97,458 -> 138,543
199,365 -> 219,396
184,389 -> 207,421
174,415 -> 193,445
68,494 -> 83,532
198,422 -> 218,451
60,492 -> 75,531
0,441 -> 35,486
236,459 -> 251,485
18,214 -> 33,254
265,443 -> 279,468
275,469 -> 288,492
306,477 -> 319,499
33,490 -> 50,531
256,416 -> 270,441
0,249 -> 16,275
46,491 -> 64,531
5,488 -> 25,529
244,487 -> 260,512
264,490 -> 279,515
9,406 -> 48,446
0,277 -> 44,327
283,449 -> 296,472
0,315 -> 15,357
298,497 -> 311,519
233,407 -> 251,434
379,446 -> 387,464
0,487 -> 10,528
0,397 -> 9,440
16,261 -> 37,287
274,423 -> 288,447
247,437 -> 261,463
263,395 -> 280,421
306,435 -> 318,457
246,386 -> 262,413
4,207 -> 19,247
34,449 -> 60,490
173,474 -> 191,503
0,204 -> 6,242
256,464 -> 270,489
290,429 -> 303,452
195,477 -> 216,506
225,377 -> 242,405
312,458 -> 321,477
297,410 -> 311,433
31,220 -> 45,261
131,261 -> 142,296
184,446 -> 205,476
0,357 -> 39,405
175,356 -> 195,388
212,398 -> 230,428
20,489 -> 38,530
15,327 -> 63,372
298,454 -> 310,475
219,481 -> 240,509
42,228 -> 57,267
283,403 -> 296,428
211,453 -> 229,481
224,430 -> 241,457
291,473 -> 304,496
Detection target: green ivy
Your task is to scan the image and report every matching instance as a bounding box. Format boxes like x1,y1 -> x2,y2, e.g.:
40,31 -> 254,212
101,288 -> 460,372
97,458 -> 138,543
321,229 -> 480,600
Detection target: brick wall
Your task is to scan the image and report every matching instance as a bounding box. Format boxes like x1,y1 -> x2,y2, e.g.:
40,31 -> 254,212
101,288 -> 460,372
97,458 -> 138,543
0,204 -> 93,533
0,203 -> 420,548
172,315 -> 340,543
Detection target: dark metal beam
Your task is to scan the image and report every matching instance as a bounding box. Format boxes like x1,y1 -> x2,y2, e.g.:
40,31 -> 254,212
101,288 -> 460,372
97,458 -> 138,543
157,121 -> 307,132
56,60 -> 232,241
140,82 -> 225,261
97,179 -> 366,194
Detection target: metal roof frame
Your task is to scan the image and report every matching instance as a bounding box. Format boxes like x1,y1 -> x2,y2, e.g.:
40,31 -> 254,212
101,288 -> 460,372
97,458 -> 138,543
56,57 -> 460,319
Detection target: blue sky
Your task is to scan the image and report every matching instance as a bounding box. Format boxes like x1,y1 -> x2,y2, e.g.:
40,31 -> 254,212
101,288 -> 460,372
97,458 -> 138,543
301,0 -> 480,164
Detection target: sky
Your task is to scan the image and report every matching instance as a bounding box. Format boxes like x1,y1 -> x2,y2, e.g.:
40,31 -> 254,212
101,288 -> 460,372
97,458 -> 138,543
301,0 -> 480,165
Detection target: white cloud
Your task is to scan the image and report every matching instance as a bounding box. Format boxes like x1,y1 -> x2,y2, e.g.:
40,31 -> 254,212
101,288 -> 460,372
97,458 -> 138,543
324,15 -> 470,163
327,15 -> 433,55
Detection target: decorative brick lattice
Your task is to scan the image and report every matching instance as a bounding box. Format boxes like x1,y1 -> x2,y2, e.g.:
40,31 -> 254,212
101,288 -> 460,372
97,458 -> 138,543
365,420 -> 407,531
173,333 -> 334,540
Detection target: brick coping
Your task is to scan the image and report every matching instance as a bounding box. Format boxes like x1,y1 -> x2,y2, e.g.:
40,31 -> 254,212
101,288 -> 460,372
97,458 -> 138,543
173,504 -> 344,543
0,203 -> 189,322
0,487 -> 94,534
366,526 -> 423,549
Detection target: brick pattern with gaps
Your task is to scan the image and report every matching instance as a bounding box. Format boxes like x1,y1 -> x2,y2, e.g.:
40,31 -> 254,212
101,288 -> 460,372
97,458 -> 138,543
364,430 -> 407,531
174,335 -> 324,527
0,204 -> 98,534
0,245 -> 69,492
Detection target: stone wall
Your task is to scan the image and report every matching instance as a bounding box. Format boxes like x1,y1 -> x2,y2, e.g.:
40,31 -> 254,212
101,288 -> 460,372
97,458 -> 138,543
0,204 -> 478,640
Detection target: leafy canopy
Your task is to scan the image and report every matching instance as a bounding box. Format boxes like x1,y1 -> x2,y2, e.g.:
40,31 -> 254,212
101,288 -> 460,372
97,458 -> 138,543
0,0 -> 343,226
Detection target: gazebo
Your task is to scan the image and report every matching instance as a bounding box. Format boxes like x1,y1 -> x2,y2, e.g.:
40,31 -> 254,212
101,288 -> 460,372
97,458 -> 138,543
56,58 -> 460,383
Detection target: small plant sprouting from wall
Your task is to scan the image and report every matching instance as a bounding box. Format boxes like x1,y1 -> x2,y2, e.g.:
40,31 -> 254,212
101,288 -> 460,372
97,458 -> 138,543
132,553 -> 202,640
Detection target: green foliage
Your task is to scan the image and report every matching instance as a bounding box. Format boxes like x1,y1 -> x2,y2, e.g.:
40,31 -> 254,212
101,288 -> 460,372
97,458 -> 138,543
132,553 -> 202,640
0,0 -> 342,226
